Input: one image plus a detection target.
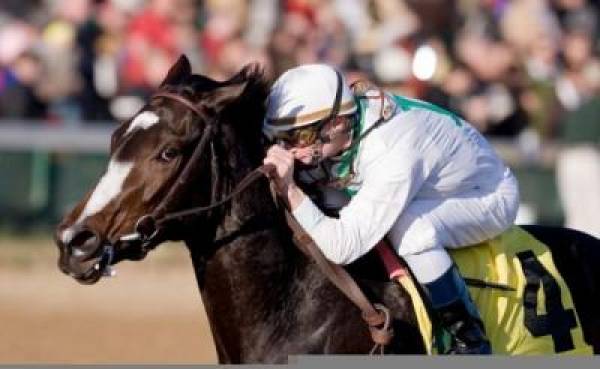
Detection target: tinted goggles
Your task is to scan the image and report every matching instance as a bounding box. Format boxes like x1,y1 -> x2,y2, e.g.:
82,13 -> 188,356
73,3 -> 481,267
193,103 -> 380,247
272,122 -> 325,147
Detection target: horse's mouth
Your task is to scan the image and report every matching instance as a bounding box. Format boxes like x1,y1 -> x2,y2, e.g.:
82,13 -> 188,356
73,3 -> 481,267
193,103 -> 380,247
62,245 -> 116,285
57,228 -> 155,285
70,263 -> 104,285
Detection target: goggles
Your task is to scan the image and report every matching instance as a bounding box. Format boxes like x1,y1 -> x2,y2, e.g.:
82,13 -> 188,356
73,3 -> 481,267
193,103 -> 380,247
272,121 -> 325,147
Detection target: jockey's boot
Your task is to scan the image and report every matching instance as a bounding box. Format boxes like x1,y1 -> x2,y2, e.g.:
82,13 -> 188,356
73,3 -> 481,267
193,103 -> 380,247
423,265 -> 492,355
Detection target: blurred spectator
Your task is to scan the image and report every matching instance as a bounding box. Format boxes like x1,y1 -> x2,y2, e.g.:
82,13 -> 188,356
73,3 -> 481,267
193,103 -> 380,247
2,0 -> 600,232
0,51 -> 47,119
555,22 -> 600,111
0,0 -> 595,137
201,0 -> 247,74
121,0 -> 180,92
37,0 -> 91,121
556,94 -> 600,237
553,0 -> 598,34
555,5 -> 600,236
268,0 -> 352,77
244,0 -> 277,50
432,30 -> 528,137
76,0 -> 125,121
0,0 -> 44,21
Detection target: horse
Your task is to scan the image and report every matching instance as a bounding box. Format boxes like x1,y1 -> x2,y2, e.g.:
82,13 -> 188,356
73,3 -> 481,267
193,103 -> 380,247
55,55 -> 600,363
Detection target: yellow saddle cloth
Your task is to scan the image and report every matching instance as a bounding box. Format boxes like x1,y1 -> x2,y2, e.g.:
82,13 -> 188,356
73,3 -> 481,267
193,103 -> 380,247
399,225 -> 593,355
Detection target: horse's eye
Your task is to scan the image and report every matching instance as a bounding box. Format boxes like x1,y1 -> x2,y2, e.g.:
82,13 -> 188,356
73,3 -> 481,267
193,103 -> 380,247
159,147 -> 180,162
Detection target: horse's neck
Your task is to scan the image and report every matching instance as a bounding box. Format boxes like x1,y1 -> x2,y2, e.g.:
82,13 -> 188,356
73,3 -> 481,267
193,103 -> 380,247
186,175 -> 424,361
187,176 -> 327,362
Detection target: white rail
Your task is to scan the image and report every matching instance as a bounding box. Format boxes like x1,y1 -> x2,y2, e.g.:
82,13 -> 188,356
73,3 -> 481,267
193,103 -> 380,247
0,122 -> 114,153
0,121 -> 562,166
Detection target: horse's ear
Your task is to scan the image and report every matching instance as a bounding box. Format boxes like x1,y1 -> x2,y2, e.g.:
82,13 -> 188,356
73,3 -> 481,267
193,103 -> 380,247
209,64 -> 260,112
210,81 -> 247,109
160,55 -> 192,87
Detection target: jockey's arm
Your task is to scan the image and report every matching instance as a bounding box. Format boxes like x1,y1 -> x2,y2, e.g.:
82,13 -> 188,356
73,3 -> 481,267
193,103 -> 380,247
291,145 -> 427,265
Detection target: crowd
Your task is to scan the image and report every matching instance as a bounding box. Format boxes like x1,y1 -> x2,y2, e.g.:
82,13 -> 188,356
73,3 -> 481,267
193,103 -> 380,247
0,0 -> 597,134
1,0 -> 600,233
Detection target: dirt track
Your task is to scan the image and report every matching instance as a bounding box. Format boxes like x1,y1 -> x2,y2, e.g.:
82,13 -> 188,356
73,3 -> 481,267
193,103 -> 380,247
0,236 -> 217,364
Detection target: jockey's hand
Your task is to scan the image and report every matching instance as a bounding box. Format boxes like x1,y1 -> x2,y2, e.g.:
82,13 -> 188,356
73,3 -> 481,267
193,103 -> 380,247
264,145 -> 295,192
263,145 -> 306,210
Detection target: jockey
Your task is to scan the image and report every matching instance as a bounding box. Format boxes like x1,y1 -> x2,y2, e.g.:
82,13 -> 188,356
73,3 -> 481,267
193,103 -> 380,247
262,64 -> 519,354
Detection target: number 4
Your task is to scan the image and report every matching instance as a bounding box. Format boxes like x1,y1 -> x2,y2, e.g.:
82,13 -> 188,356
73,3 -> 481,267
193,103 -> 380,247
517,250 -> 577,353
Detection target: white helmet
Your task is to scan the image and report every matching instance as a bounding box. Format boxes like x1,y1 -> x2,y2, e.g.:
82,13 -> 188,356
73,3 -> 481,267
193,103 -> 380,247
263,64 -> 357,138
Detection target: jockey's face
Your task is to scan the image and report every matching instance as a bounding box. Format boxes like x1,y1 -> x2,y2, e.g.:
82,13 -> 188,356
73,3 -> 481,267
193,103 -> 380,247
289,115 -> 352,165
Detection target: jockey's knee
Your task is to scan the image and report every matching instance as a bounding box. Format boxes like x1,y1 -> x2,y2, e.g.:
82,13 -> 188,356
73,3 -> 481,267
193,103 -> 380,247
402,247 -> 453,284
389,218 -> 453,283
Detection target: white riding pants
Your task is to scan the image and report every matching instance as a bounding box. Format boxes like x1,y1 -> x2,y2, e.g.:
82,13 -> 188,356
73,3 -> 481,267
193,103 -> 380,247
387,168 -> 520,283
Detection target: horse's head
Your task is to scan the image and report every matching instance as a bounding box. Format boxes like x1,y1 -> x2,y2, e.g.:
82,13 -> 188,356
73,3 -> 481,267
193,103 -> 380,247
55,55 -> 269,284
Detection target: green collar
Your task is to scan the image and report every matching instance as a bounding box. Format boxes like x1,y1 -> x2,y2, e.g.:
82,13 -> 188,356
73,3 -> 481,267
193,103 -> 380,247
326,97 -> 366,195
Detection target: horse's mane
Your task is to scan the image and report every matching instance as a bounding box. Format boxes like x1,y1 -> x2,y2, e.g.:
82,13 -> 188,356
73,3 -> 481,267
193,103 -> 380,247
181,67 -> 287,267
218,65 -> 271,167
180,66 -> 270,168
176,67 -> 274,225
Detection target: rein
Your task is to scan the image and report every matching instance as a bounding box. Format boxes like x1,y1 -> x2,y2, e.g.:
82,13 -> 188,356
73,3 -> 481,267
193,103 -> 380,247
123,92 -> 217,245
127,90 -> 272,243
157,165 -> 270,226
122,90 -> 394,354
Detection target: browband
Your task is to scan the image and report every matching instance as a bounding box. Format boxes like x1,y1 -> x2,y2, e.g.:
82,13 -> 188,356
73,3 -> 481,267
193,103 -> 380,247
152,92 -> 207,119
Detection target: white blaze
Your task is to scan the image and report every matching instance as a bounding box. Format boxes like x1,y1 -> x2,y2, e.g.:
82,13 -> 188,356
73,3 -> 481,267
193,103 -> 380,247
125,111 -> 160,135
76,160 -> 134,223
61,110 -> 157,243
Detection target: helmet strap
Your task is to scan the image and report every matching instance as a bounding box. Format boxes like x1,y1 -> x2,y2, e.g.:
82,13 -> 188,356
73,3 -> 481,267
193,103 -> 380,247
318,69 -> 344,143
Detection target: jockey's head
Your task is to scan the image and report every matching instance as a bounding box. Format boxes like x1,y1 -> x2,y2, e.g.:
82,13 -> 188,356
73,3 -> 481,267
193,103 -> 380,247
263,64 -> 357,166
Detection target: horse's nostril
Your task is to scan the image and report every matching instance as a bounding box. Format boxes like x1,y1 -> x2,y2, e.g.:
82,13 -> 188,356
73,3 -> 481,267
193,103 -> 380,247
67,228 -> 100,258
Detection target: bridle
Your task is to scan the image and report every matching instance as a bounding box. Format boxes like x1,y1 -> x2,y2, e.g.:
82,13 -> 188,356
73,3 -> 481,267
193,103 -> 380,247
119,91 -> 271,251
122,70 -> 348,249
116,87 -> 394,354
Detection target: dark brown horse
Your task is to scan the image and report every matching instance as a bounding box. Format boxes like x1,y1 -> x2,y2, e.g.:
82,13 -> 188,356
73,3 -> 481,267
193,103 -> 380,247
55,56 -> 600,362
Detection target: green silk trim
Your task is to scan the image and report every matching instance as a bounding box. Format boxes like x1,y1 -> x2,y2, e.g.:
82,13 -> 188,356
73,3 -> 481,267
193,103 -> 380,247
333,94 -> 461,198
334,97 -> 366,197
392,95 -> 462,127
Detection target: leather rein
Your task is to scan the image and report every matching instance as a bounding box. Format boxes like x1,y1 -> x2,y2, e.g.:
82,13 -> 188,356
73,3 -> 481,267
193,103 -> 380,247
122,90 -> 394,354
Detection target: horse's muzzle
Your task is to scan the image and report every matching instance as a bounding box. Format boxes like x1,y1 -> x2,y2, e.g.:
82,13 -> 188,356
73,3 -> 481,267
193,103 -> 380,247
56,225 -> 115,284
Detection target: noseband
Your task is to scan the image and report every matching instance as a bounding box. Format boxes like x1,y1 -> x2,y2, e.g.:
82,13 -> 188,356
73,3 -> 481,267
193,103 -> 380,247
120,91 -> 271,250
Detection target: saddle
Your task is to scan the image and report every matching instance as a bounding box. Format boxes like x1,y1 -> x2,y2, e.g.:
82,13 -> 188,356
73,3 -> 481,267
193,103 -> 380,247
286,211 -> 593,355
377,226 -> 592,355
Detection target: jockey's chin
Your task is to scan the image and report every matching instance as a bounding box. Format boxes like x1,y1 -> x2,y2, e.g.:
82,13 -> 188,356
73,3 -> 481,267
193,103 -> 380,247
291,140 -> 347,167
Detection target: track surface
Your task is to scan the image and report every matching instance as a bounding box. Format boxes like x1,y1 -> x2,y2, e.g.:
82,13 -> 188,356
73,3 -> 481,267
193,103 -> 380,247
0,237 -> 217,364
